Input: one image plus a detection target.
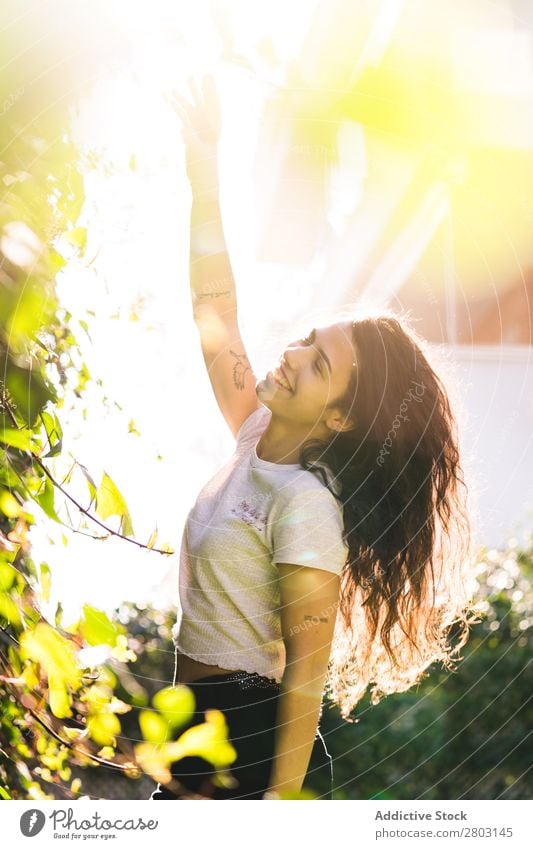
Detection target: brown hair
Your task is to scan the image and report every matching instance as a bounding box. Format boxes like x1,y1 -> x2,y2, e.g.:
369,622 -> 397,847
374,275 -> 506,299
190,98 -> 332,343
300,310 -> 480,720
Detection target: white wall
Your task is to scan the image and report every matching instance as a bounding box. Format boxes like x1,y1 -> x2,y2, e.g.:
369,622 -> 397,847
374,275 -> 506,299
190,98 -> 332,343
436,344 -> 533,549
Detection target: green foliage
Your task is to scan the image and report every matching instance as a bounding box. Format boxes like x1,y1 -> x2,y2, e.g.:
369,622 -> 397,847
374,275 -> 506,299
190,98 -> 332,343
321,536 -> 533,800
95,473 -> 135,538
153,685 -> 195,730
79,605 -> 125,649
0,6 -> 229,801
136,709 -> 237,787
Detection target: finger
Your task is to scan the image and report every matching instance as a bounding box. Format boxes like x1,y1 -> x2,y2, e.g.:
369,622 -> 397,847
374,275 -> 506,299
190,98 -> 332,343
166,93 -> 191,122
202,75 -> 217,109
173,103 -> 190,126
170,91 -> 195,113
202,74 -> 217,99
188,75 -> 202,107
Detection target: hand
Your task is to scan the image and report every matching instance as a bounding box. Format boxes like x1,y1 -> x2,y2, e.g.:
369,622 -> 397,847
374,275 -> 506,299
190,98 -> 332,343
262,789 -> 282,800
168,75 -> 221,190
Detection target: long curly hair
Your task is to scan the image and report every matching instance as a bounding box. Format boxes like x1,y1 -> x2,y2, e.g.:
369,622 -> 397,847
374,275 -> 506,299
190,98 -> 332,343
299,310 -> 480,721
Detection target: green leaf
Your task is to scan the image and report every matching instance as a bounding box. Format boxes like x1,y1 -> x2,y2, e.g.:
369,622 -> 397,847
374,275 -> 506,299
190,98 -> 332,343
95,471 -> 134,537
0,489 -> 23,519
78,319 -> 91,340
0,592 -> 21,626
40,410 -> 63,457
119,513 -> 134,537
0,427 -> 35,451
0,562 -> 17,592
76,462 -> 97,504
35,477 -> 60,522
7,281 -> 53,349
0,786 -> 12,800
134,742 -> 173,785
71,778 -> 82,795
166,709 -> 237,769
80,604 -> 122,647
49,248 -> 67,274
55,601 -> 64,627
146,528 -> 158,549
153,685 -> 195,730
65,226 -> 87,250
0,539 -> 20,564
139,710 -> 169,745
87,712 -> 120,747
39,563 -> 52,602
278,788 -> 318,800
48,673 -> 73,719
20,623 -> 81,691
3,357 -> 56,427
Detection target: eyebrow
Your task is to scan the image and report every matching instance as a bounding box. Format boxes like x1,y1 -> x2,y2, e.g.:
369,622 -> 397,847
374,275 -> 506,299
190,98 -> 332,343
310,328 -> 332,375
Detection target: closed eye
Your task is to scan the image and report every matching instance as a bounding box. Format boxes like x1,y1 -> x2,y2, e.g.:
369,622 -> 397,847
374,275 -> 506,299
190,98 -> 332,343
301,330 -> 322,375
312,329 -> 332,376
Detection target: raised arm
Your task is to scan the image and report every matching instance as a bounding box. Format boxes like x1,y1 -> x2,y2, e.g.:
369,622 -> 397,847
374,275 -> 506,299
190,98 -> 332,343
171,76 -> 260,437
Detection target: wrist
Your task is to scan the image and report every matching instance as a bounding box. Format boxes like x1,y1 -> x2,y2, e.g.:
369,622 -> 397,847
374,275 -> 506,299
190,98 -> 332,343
186,143 -> 219,194
190,181 -> 220,202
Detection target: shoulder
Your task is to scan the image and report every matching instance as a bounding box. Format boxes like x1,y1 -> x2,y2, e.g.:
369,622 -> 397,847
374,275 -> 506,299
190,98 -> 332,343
276,474 -> 342,512
269,475 -> 348,575
235,404 -> 271,450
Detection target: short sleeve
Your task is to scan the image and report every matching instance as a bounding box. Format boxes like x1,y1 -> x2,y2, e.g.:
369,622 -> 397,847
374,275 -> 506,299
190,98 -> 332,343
270,486 -> 348,575
235,405 -> 270,451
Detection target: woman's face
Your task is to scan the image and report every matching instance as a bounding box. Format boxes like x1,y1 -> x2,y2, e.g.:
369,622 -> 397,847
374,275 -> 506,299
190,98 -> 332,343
256,320 -> 357,432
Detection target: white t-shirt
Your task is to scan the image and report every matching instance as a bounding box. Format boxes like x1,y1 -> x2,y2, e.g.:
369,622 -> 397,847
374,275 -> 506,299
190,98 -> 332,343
171,404 -> 348,682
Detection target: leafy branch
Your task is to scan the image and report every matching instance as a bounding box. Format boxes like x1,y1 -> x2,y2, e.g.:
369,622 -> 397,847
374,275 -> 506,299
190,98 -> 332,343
0,647 -> 139,784
1,394 -> 173,556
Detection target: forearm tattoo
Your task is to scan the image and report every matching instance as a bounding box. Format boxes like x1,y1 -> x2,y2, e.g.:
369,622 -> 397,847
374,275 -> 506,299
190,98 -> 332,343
230,350 -> 251,390
195,290 -> 231,300
192,275 -> 233,301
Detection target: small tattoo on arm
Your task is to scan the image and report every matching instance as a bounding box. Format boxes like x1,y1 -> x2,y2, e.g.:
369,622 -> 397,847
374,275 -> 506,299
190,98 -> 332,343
230,350 -> 251,390
196,290 -> 231,299
193,275 -> 234,301
304,615 -> 330,624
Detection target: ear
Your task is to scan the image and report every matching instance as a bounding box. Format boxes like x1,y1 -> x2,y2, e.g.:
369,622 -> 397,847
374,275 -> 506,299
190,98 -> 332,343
325,408 -> 355,433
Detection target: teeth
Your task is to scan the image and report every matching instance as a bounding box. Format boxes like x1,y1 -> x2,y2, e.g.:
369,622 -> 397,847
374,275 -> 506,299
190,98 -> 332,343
273,368 -> 290,391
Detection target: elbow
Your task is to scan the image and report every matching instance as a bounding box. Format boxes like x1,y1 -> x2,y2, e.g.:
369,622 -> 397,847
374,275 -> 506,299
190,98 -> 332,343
282,647 -> 331,698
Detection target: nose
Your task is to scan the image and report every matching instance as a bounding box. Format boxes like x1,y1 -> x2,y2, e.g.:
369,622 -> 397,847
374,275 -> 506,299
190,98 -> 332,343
283,341 -> 309,372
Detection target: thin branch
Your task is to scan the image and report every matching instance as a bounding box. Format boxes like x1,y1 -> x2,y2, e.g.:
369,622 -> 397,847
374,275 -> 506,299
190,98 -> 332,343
60,460 -> 76,486
0,650 -> 137,773
1,398 -> 173,556
37,461 -> 172,554
26,705 -> 136,772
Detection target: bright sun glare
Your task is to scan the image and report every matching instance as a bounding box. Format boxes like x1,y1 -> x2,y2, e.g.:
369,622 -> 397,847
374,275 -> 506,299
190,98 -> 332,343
28,0 -> 533,624
32,0 -> 323,624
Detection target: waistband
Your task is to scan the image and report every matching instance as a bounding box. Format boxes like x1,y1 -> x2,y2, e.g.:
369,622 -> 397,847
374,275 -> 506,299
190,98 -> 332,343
172,645 -> 282,691
182,670 -> 281,692
220,671 -> 281,691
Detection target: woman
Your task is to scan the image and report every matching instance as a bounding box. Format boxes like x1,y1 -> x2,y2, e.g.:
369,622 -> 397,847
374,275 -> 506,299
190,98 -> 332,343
151,77 -> 477,800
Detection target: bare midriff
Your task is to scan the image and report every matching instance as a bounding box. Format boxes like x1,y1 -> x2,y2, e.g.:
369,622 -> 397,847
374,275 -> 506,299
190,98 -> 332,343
174,648 -> 246,684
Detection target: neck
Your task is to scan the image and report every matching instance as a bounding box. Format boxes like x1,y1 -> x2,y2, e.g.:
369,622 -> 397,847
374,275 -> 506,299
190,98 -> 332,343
255,415 -> 329,465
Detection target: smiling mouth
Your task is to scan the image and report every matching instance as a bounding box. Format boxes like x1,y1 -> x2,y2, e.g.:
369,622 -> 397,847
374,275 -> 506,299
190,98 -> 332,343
269,366 -> 292,392
280,364 -> 291,388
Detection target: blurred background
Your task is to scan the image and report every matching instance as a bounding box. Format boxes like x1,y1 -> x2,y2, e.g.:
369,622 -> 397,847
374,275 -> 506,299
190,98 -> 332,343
0,0 -> 531,800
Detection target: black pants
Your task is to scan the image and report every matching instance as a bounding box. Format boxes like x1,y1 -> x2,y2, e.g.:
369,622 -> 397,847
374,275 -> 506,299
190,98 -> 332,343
149,671 -> 333,800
